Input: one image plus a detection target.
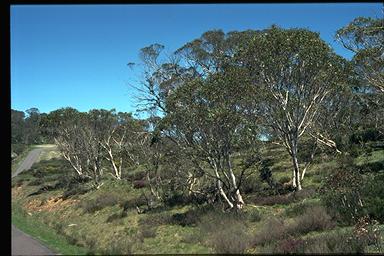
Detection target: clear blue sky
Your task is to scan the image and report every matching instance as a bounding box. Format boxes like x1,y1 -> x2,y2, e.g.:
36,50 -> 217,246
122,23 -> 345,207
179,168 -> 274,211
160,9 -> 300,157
11,3 -> 382,116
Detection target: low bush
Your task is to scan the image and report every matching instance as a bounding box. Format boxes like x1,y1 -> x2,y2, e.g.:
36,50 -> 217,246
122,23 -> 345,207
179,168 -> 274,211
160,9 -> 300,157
138,225 -> 157,241
302,229 -> 366,253
278,176 -> 291,184
277,237 -> 305,254
321,163 -> 365,225
133,179 -> 148,189
362,173 -> 384,222
103,237 -> 133,255
287,205 -> 335,235
126,170 -> 146,181
246,209 -> 262,222
106,211 -> 128,223
28,179 -> 43,186
61,186 -> 90,200
198,210 -> 251,253
360,161 -> 384,173
81,194 -> 120,214
138,212 -> 171,228
242,174 -> 263,194
253,217 -> 287,246
284,200 -> 320,217
163,191 -> 189,207
250,194 -> 294,206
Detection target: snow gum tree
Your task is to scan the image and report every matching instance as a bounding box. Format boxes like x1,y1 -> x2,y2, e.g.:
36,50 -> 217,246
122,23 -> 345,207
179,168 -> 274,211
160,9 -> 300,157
240,26 -> 348,190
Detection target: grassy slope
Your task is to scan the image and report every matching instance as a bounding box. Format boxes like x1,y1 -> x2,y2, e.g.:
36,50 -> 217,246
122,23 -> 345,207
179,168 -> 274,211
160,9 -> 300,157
11,147 -> 88,255
11,145 -> 384,254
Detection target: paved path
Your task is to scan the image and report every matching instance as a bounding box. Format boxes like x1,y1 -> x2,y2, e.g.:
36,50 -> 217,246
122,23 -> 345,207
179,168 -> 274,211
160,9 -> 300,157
12,148 -> 56,255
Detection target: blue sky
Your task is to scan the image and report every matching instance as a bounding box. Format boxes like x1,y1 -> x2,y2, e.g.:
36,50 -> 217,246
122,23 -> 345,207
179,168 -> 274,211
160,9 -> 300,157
11,3 -> 382,116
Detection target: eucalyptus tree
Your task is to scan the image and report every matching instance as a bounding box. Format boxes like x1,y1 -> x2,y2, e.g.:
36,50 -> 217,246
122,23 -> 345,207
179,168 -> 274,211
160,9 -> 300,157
44,108 -> 91,178
98,111 -> 146,180
11,109 -> 25,144
132,30 -> 262,209
336,16 -> 384,92
336,16 -> 384,139
24,108 -> 42,144
240,26 -> 348,190
161,65 -> 258,210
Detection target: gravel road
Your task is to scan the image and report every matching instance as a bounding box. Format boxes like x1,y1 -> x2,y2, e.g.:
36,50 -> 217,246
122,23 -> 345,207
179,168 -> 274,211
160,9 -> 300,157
12,148 -> 56,255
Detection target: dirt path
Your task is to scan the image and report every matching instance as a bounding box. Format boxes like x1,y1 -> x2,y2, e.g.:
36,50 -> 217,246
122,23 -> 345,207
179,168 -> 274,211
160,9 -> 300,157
12,148 -> 56,255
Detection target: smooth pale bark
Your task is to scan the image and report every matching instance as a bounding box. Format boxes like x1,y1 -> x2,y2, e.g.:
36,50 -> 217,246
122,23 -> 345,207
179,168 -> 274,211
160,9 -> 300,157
227,155 -> 244,209
290,137 -> 302,191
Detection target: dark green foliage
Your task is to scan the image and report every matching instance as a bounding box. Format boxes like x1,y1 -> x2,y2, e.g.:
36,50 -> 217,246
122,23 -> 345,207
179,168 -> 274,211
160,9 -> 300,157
241,174 -> 263,194
11,144 -> 27,156
284,200 -> 320,217
120,196 -> 148,212
361,173 -> 384,222
360,161 -> 384,173
61,186 -> 90,200
126,171 -> 146,182
106,211 -> 127,223
287,205 -> 335,235
163,191 -> 189,207
169,207 -> 213,227
246,209 -> 262,222
250,188 -> 316,206
28,179 -> 43,186
81,194 -> 120,214
321,158 -> 365,224
278,176 -> 291,184
350,128 -> 384,144
132,179 -> 148,189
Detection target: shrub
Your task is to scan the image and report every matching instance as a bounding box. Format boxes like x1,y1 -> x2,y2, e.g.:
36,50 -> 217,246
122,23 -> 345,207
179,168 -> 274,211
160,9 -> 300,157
321,163 -> 365,224
287,205 -> 335,235
103,237 -> 133,255
198,210 -> 251,253
138,225 -> 157,241
61,186 -> 90,200
120,196 -> 147,211
138,212 -> 171,228
163,191 -> 189,207
253,217 -> 287,246
106,211 -> 127,223
126,170 -> 146,181
81,194 -> 120,214
284,200 -> 319,217
250,194 -> 293,206
301,228 -> 375,254
241,174 -> 263,194
278,176 -> 291,184
246,209 -> 262,222
133,179 -> 148,189
360,161 -> 384,173
28,179 -> 43,186
362,173 -> 384,222
277,237 -> 305,254
11,143 -> 27,155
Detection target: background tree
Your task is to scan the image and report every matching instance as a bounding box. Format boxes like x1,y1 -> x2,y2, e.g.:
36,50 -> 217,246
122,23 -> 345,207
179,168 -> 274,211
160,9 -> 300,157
240,26 -> 348,190
336,16 -> 384,92
11,109 -> 26,145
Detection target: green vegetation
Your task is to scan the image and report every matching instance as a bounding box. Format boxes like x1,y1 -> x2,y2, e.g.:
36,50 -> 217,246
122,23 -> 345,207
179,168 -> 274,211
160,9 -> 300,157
11,15 -> 384,254
12,203 -> 88,255
11,140 -> 384,254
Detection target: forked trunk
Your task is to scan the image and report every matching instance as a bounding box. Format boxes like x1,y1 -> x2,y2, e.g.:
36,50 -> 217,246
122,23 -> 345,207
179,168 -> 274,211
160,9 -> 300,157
290,138 -> 302,191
